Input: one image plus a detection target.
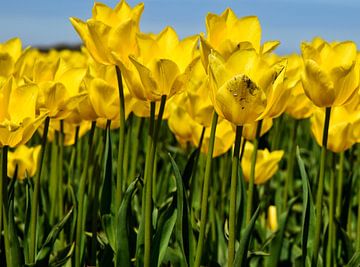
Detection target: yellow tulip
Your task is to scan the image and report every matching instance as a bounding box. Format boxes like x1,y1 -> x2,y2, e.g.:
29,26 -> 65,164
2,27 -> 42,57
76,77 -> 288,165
242,118 -> 273,141
208,48 -> 287,126
117,27 -> 198,102
70,0 -> 144,65
7,145 -> 41,179
33,57 -> 87,120
200,9 -> 279,69
301,38 -> 359,107
310,106 -> 360,153
0,38 -> 22,78
0,77 -> 47,147
241,142 -> 284,184
192,118 -> 235,158
183,57 -> 214,127
167,96 -> 203,146
267,205 -> 278,232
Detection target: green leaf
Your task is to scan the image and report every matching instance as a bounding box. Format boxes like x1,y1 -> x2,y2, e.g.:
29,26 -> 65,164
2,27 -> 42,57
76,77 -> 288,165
151,197 -> 177,267
100,124 -> 114,216
35,207 -> 74,264
49,242 -> 75,267
346,251 -> 360,267
169,153 -> 189,267
115,177 -> 139,267
296,146 -> 316,267
102,214 -> 116,252
265,197 -> 298,267
233,205 -> 261,267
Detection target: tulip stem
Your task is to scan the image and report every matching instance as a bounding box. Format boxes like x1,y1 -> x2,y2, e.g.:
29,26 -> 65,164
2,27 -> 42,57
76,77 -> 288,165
284,119 -> 298,211
246,120 -> 263,224
128,116 -> 143,185
115,66 -> 126,210
326,153 -> 335,267
29,116 -> 50,264
357,178 -> 360,251
194,111 -> 218,267
144,96 -> 167,267
228,125 -> 243,267
312,106 -> 331,267
75,121 -> 96,267
336,151 -> 344,219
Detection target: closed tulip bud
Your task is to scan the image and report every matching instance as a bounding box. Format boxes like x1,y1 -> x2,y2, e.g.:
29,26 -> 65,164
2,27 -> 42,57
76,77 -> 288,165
0,38 -> 22,78
241,142 -> 284,184
267,205 -> 278,232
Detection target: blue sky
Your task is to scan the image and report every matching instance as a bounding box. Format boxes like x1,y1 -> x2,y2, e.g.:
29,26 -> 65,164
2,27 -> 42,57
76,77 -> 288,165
1,0 -> 360,54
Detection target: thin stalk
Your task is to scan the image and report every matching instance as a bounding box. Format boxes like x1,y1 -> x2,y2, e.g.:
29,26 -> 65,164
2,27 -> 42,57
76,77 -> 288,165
29,116 -> 50,263
0,148 -> 2,249
228,125 -> 243,267
128,117 -> 143,184
194,111 -> 218,267
115,65 -> 126,209
312,107 -> 331,267
144,96 -> 167,267
1,146 -> 10,266
357,179 -> 360,251
336,151 -> 344,219
284,119 -> 298,211
246,120 -> 263,223
75,121 -> 96,267
326,153 -> 335,267
58,120 -> 65,242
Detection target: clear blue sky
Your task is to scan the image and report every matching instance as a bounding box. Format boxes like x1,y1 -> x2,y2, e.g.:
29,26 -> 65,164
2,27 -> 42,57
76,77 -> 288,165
1,0 -> 360,54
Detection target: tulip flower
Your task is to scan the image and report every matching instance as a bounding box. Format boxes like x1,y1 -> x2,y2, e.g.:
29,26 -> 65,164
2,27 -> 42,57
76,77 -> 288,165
301,38 -> 359,107
267,205 -> 278,232
242,118 -> 273,141
192,118 -> 235,158
0,38 -> 22,79
33,57 -> 87,120
241,142 -> 284,184
284,54 -> 314,119
208,48 -> 287,126
117,27 -> 198,102
199,9 -> 280,68
311,106 -> 360,153
7,145 -> 41,179
0,77 -> 47,147
70,0 -> 144,66
183,57 -> 214,127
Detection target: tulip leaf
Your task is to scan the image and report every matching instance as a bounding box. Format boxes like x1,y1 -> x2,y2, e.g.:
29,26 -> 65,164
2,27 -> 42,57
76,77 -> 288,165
35,207 -> 74,265
233,205 -> 261,267
296,146 -> 316,267
115,176 -> 139,267
346,251 -> 360,267
100,123 -> 115,216
102,214 -> 116,252
169,153 -> 190,267
49,242 -> 75,267
151,194 -> 177,267
265,197 -> 298,267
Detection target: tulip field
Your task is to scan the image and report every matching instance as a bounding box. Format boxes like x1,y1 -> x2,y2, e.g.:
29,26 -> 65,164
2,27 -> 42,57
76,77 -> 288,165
2,1 -> 360,266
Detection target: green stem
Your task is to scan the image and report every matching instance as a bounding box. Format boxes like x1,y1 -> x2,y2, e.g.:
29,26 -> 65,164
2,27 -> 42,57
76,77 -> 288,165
29,116 -> 50,264
312,106 -> 331,267
284,119 -> 298,211
144,96 -> 167,267
115,65 -> 126,210
128,117 -> 143,184
58,120 -> 64,242
194,111 -> 218,267
228,125 -> 243,267
336,151 -> 344,220
246,120 -> 263,224
326,153 -> 335,267
357,178 -> 360,251
75,121 -> 96,267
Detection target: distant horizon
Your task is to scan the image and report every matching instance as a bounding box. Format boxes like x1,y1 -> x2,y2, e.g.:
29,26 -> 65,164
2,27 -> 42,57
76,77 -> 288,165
1,0 -> 360,55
